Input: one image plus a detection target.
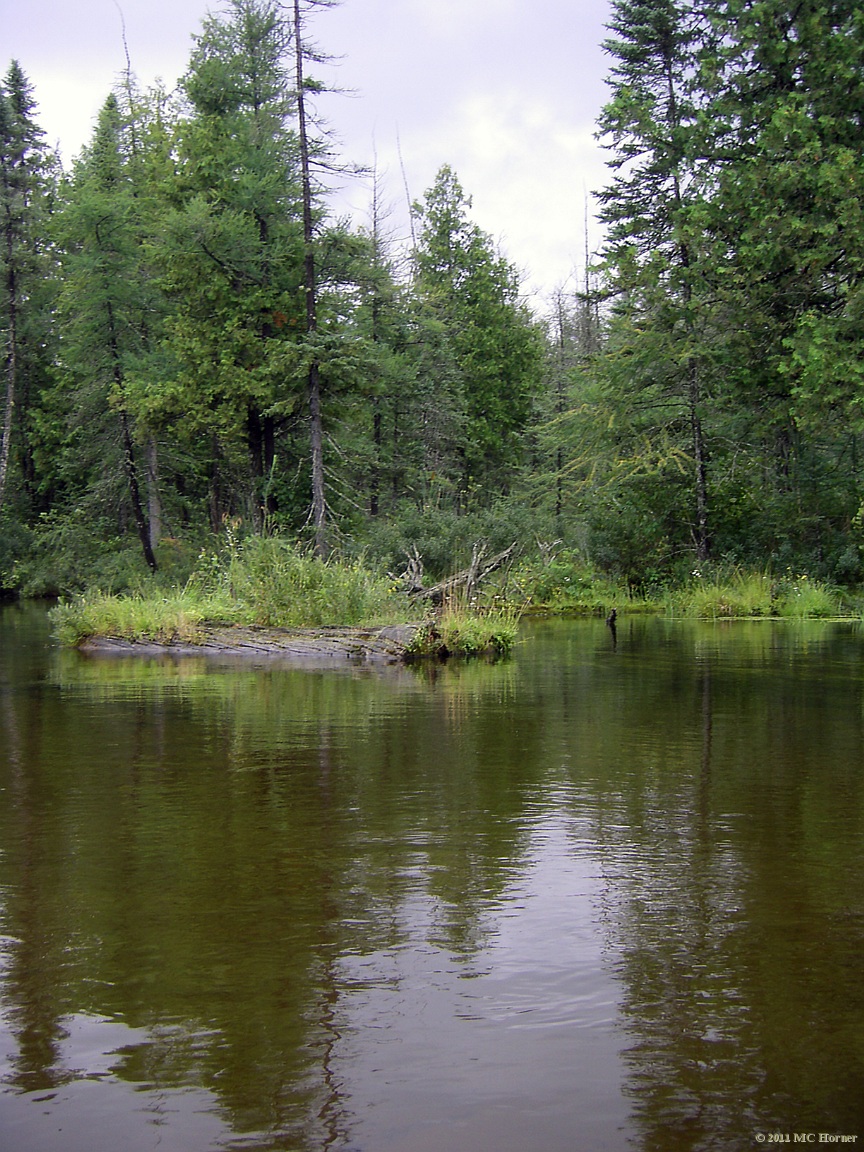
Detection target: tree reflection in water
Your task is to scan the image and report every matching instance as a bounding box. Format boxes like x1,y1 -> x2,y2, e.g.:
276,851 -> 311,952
0,606 -> 863,1150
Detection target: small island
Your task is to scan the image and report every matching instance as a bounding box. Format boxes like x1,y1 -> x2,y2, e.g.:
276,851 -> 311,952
52,537 -> 521,664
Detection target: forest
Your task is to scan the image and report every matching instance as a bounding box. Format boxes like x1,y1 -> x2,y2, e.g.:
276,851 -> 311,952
2,0 -> 864,604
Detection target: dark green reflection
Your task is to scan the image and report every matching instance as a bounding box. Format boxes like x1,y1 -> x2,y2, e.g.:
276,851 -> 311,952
521,618 -> 864,1149
0,605 -> 540,1149
1,606 -> 864,1150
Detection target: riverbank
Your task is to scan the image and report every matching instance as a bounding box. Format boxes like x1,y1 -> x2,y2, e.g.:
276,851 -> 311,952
45,538 -> 856,670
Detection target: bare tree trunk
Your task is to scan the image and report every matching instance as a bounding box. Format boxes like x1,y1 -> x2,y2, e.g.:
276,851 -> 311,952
147,436 -> 161,552
293,0 -> 327,557
107,300 -> 157,573
408,542 -> 517,603
665,51 -> 711,564
209,436 -> 224,534
688,363 -> 710,563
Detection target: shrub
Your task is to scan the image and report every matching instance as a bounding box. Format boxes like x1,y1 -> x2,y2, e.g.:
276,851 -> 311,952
668,568 -> 841,618
772,573 -> 839,618
405,608 -> 519,658
506,547 -> 633,613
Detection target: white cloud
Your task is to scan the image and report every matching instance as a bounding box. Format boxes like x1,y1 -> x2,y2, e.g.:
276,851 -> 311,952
3,0 -> 614,296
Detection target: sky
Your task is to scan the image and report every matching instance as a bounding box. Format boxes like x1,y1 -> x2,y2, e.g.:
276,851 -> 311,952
2,0 -> 614,303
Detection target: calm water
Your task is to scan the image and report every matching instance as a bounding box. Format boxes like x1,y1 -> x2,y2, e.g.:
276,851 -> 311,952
1,603 -> 863,1151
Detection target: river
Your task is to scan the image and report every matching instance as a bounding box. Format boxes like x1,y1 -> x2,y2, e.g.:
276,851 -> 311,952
1,602 -> 863,1151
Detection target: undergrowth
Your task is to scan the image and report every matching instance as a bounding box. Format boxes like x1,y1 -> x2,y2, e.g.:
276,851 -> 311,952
406,608 -> 520,659
665,568 -> 842,618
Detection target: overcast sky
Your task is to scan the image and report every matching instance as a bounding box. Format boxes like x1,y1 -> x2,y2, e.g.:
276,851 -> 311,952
3,0 -> 614,302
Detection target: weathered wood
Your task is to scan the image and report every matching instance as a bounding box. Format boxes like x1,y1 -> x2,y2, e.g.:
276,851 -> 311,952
400,545 -> 425,594
79,623 -> 423,665
409,542 -> 517,603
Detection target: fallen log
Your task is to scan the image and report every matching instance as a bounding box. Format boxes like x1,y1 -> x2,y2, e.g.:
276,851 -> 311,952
78,623 -> 423,665
406,542 -> 517,603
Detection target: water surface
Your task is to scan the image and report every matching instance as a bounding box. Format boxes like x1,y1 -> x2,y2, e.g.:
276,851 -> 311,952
1,604 -> 863,1150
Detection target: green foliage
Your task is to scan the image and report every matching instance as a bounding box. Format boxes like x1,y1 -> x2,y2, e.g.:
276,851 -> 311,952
0,515 -> 30,592
52,533 -> 420,645
405,609 -> 518,659
186,532 -> 413,627
354,498 -> 541,580
667,569 -> 841,619
10,508 -> 157,596
0,60 -> 59,519
412,166 -> 544,497
772,574 -> 840,620
157,1 -> 307,530
8,2 -> 864,600
506,547 -> 632,614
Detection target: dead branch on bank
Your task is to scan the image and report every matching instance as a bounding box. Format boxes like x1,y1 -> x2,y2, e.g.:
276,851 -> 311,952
399,542 -> 518,604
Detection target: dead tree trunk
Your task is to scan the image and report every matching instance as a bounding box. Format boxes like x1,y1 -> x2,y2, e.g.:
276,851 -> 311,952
293,0 -> 327,557
404,542 -> 517,604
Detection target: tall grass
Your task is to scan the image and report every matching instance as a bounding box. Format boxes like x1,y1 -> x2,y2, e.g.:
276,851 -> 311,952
51,588 -> 241,646
772,573 -> 839,618
53,536 -> 418,645
190,535 -> 411,628
406,607 -> 520,658
667,568 -> 841,619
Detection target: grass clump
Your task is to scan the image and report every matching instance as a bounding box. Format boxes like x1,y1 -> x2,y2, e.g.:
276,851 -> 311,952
667,567 -> 841,618
51,589 -> 240,647
669,570 -> 774,618
189,535 -> 411,628
406,608 -> 519,659
772,573 -> 839,618
52,535 -> 420,646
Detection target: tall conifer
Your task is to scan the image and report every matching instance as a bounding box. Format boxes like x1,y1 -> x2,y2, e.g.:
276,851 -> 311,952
0,61 -> 53,516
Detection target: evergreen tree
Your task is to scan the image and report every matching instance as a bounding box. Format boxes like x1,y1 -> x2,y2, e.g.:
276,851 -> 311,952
0,61 -> 56,518
413,166 -> 543,505
709,0 -> 864,565
331,172 -> 416,520
596,0 -> 719,563
56,92 -> 169,572
160,0 -> 307,533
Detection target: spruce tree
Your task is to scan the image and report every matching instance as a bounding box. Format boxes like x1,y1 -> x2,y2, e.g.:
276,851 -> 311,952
56,92 -> 165,572
596,0 -> 718,563
0,61 -> 55,518
413,166 -> 543,506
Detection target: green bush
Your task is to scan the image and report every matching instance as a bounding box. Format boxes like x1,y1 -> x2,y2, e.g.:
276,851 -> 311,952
10,508 -> 153,597
506,547 -> 633,613
0,517 -> 31,594
355,498 -> 542,581
406,608 -> 519,658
